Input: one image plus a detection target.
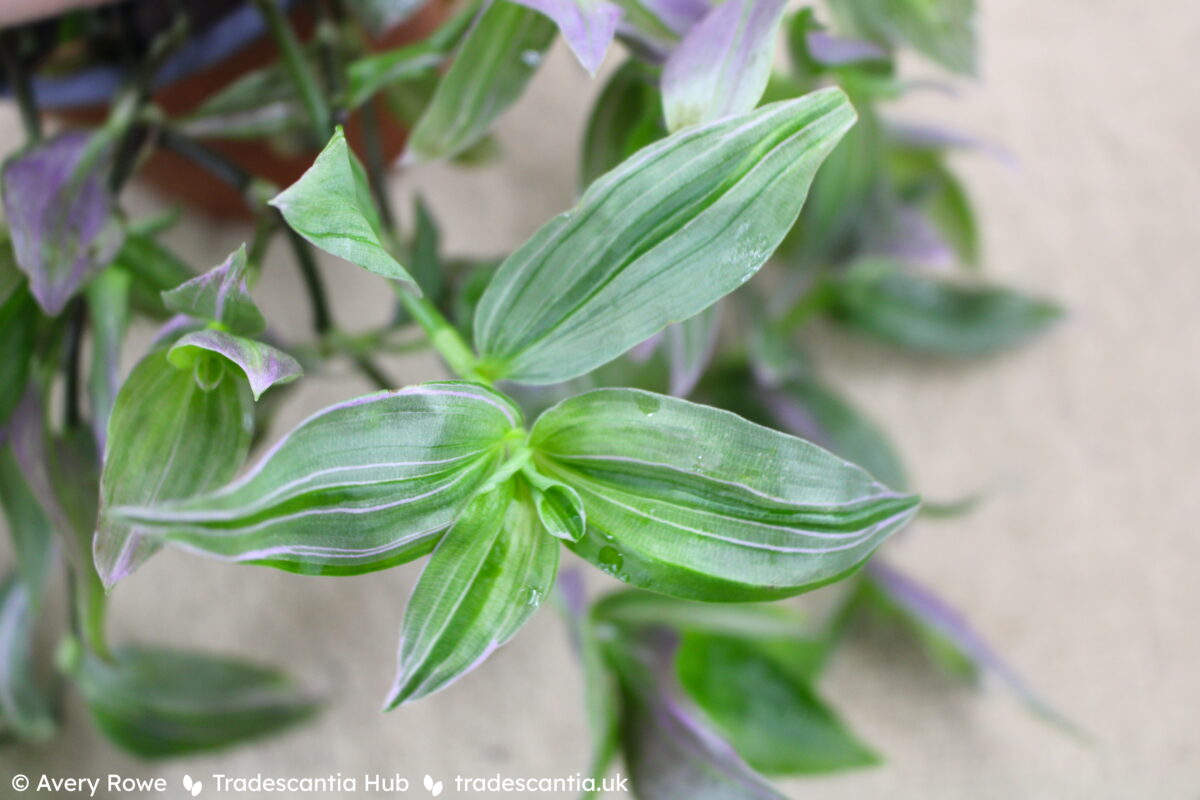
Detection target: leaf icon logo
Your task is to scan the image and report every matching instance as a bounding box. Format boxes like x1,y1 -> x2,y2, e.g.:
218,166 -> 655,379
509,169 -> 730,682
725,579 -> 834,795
182,775 -> 203,796
423,774 -> 443,796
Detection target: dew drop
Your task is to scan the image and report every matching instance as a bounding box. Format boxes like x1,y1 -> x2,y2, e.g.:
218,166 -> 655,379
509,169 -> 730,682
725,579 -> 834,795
634,393 -> 661,417
520,49 -> 543,67
597,546 -> 624,576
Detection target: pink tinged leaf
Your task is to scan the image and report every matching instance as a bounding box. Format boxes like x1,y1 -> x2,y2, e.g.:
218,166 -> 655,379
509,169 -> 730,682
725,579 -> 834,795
865,560 -> 1078,734
1,131 -> 123,315
161,245 -> 266,336
884,119 -> 1017,167
868,204 -> 955,269
805,31 -> 888,65
511,0 -> 623,76
168,330 -> 303,401
661,0 -> 788,131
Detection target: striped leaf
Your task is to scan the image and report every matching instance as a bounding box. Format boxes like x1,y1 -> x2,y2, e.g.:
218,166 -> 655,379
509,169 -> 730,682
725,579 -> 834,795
386,481 -> 559,707
530,389 -> 918,601
510,0 -> 621,76
161,245 -> 265,336
474,90 -> 856,385
405,2 -> 557,164
113,383 -> 524,576
96,351 -> 254,589
270,129 -> 418,290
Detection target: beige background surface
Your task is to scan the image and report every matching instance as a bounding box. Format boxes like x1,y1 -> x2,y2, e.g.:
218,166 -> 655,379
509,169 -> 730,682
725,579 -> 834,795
2,1 -> 1199,797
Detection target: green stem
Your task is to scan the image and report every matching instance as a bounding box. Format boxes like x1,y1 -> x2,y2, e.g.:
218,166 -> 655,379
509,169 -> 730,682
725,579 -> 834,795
397,290 -> 486,383
74,568 -> 110,661
62,298 -> 87,430
282,226 -> 333,336
252,0 -> 333,143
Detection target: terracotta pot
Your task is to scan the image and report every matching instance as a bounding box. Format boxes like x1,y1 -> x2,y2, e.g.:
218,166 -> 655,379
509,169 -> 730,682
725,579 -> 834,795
51,1 -> 447,218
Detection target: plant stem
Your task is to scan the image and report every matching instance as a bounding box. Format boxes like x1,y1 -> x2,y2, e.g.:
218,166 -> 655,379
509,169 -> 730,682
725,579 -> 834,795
252,0 -> 333,143
0,30 -> 41,144
282,226 -> 333,336
156,126 -> 254,195
62,298 -> 87,430
397,290 -> 486,383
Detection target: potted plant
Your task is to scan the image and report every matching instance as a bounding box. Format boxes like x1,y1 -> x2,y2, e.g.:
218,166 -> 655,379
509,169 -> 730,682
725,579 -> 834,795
0,0 -> 1069,794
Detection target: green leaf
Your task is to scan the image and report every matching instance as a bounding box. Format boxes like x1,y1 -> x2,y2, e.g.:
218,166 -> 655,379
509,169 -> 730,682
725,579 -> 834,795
111,230 -> 195,318
270,128 -> 418,290
827,0 -> 976,75
781,91 -> 881,268
386,481 -> 559,707
69,645 -> 316,758
346,45 -> 446,111
606,629 -> 786,800
580,60 -> 665,188
95,351 -> 254,588
404,1 -> 557,164
178,60 -> 307,140
0,576 -> 56,742
758,376 -> 908,491
161,245 -> 266,336
530,389 -> 919,601
112,383 -> 523,577
475,89 -> 856,385
677,632 -> 878,775
409,194 -> 443,300
829,259 -> 1062,356
169,331 -> 302,401
520,466 -> 586,542
0,284 -> 37,427
593,589 -> 809,640
85,267 -> 131,449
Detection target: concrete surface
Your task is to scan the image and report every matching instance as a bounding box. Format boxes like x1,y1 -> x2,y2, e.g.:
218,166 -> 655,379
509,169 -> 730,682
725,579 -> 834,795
2,0 -> 1198,797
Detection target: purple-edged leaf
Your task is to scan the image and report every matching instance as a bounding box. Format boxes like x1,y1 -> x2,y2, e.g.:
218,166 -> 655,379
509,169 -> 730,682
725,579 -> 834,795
161,245 -> 265,336
510,0 -> 622,76
661,0 -> 788,131
110,383 -> 523,577
806,31 -> 889,65
626,0 -> 711,36
1,131 -> 124,315
9,390 -> 99,572
606,627 -> 786,800
95,351 -> 254,589
169,330 -> 302,401
863,560 -> 1072,729
386,481 -> 559,707
867,204 -> 955,269
667,301 -> 720,398
757,376 -> 908,492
